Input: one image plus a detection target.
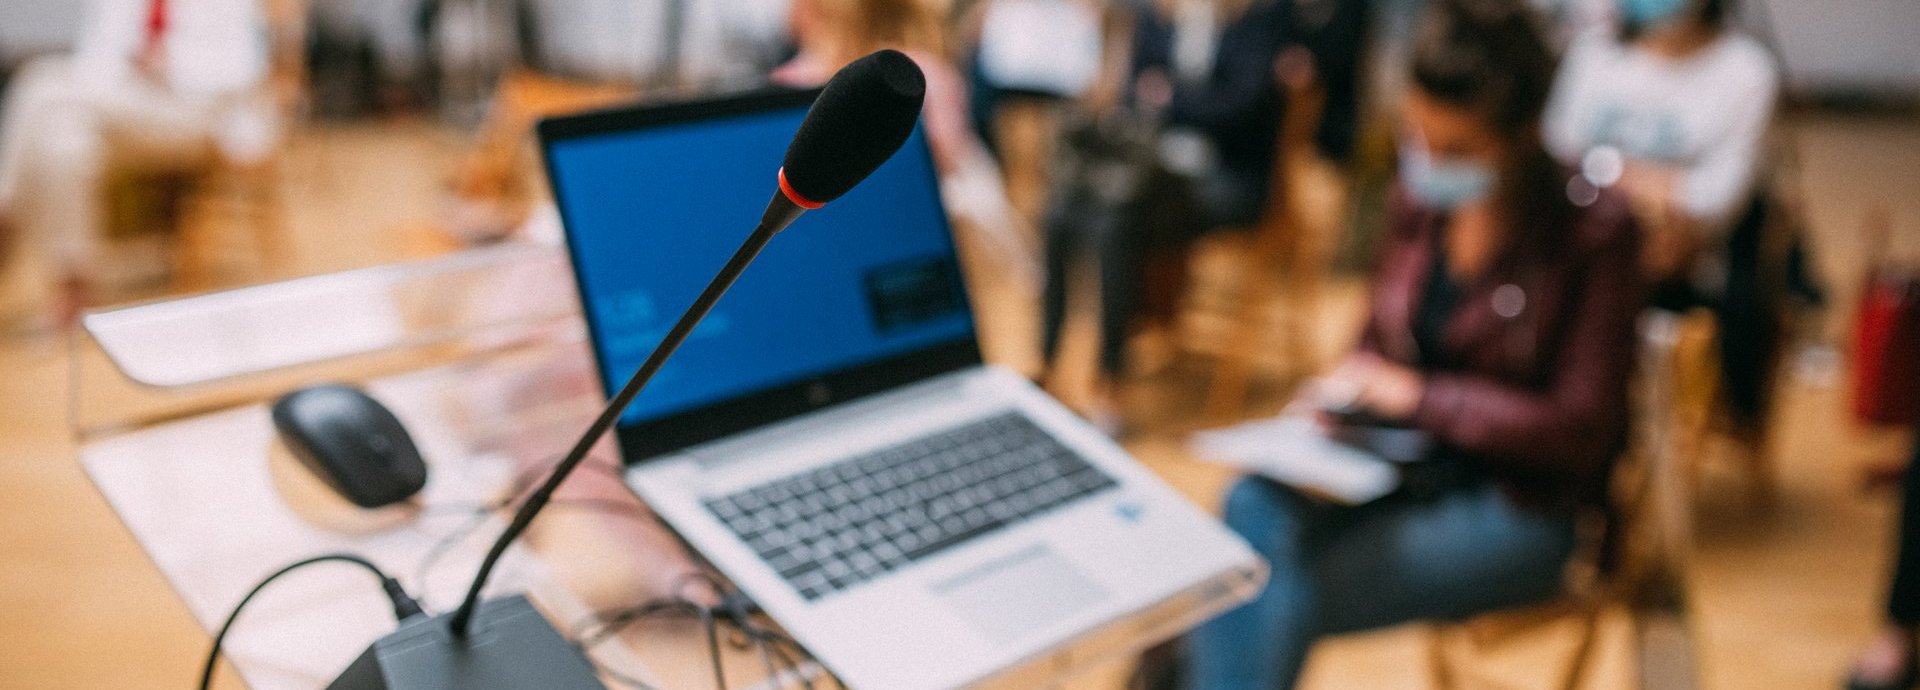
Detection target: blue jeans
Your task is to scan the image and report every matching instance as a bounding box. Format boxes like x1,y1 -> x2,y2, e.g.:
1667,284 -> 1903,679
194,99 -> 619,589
1186,477 -> 1578,690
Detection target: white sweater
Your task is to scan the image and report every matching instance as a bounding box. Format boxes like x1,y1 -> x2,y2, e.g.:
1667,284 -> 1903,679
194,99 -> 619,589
1544,29 -> 1779,231
72,0 -> 267,99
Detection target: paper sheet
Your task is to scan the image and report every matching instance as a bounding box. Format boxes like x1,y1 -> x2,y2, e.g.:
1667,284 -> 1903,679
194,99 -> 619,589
1189,417 -> 1401,505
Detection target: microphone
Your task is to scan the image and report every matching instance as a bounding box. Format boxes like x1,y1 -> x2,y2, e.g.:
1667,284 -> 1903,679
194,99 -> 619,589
326,51 -> 925,690
434,49 -> 925,648
762,48 -> 928,233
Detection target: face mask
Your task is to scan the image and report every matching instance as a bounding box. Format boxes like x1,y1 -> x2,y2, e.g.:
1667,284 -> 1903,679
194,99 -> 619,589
1400,144 -> 1496,210
1619,0 -> 1689,27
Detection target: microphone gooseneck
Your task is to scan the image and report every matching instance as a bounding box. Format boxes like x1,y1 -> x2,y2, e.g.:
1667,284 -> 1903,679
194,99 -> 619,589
445,51 -> 927,637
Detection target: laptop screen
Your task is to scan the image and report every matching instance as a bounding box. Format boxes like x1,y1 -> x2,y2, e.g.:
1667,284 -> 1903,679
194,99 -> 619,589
544,94 -> 977,434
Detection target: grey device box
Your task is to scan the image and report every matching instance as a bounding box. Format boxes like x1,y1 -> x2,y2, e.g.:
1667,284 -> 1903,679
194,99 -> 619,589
328,594 -> 609,690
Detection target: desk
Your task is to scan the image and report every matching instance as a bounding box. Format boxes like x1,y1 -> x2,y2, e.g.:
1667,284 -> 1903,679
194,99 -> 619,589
72,244 -> 813,689
70,242 -> 1183,690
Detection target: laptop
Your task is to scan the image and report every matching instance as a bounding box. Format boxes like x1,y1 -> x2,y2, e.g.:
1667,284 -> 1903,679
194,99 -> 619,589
539,89 -> 1265,690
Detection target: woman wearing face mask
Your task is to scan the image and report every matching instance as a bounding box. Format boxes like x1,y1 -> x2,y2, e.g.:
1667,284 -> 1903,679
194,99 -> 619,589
1177,1 -> 1643,688
1543,0 -> 1788,455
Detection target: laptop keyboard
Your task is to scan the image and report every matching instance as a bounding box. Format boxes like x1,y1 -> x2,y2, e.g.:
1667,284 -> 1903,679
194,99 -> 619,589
703,412 -> 1119,601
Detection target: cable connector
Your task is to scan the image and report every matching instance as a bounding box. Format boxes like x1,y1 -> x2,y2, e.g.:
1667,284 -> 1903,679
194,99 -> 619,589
381,576 -> 426,621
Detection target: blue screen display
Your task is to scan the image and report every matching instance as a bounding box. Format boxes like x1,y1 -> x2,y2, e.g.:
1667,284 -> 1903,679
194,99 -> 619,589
547,106 -> 975,426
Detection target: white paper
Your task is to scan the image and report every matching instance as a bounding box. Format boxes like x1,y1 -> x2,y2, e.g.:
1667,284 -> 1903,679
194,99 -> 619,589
1189,417 -> 1401,505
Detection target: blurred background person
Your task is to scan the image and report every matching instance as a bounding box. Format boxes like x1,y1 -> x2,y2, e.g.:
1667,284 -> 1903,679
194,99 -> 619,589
773,0 -> 1045,370
1543,0 -> 1802,467
962,0 -> 1106,225
1282,0 -> 1371,165
773,0 -> 973,174
1131,0 -> 1290,232
0,0 -> 274,327
1844,212 -> 1920,690
1038,0 -> 1289,430
1177,0 -> 1644,686
1851,426 -> 1920,690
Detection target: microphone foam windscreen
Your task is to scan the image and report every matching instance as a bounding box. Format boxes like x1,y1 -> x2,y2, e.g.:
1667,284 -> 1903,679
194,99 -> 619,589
781,50 -> 927,205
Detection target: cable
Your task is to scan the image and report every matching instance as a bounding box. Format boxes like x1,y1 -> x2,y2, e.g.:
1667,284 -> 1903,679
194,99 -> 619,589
702,605 -> 728,690
570,573 -> 844,690
198,554 -> 421,690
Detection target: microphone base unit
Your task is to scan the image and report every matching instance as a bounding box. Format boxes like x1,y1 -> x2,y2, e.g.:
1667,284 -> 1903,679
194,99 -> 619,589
329,594 -> 608,690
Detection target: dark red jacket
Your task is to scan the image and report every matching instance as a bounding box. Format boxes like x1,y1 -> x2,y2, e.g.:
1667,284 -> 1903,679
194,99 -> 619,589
1358,185 -> 1645,507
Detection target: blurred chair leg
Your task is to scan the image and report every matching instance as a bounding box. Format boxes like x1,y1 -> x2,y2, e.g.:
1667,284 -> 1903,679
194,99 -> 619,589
1203,82 -> 1327,420
1428,623 -> 1460,690
1204,222 -> 1291,421
990,98 -> 1058,233
1428,599 -> 1609,690
1552,607 -> 1603,690
1635,607 -> 1698,690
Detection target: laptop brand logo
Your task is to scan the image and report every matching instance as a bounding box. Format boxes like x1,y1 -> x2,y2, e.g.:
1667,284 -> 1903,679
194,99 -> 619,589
1115,501 -> 1144,523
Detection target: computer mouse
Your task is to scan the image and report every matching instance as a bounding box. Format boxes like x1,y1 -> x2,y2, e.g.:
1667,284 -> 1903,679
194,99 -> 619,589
270,384 -> 428,509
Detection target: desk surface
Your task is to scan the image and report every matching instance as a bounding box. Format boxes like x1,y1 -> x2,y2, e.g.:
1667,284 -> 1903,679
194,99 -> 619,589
77,340 -> 787,689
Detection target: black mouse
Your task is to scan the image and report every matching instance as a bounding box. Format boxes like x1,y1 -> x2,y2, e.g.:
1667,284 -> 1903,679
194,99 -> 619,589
270,384 -> 428,509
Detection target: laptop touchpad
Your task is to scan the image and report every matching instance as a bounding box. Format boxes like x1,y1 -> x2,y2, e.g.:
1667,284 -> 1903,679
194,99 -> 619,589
931,545 -> 1110,644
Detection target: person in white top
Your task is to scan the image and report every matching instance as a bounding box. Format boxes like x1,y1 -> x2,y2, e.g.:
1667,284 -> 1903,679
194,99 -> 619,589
1543,0 -> 1777,282
1543,0 -> 1795,471
0,0 -> 273,326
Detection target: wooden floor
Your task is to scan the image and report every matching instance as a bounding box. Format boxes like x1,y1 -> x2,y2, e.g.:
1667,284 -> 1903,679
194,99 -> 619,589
2,111 -> 1918,689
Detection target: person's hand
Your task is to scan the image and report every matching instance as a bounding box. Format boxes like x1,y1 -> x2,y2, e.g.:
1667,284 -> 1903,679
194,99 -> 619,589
1616,162 -> 1700,281
1616,163 -> 1683,232
1274,46 -> 1317,93
1641,222 -> 1697,282
1297,353 -> 1425,423
1134,68 -> 1173,112
1617,162 -> 1679,207
1349,354 -> 1425,421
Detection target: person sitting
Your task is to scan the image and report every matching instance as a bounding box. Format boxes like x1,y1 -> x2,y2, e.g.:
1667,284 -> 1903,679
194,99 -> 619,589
1850,425 -> 1920,690
772,0 -> 979,178
0,0 -> 276,326
1179,1 -> 1644,687
1038,0 -> 1289,430
1543,0 -> 1790,449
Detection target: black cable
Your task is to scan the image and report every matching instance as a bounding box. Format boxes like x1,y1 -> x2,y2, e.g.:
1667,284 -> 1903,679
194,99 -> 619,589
702,605 -> 728,690
751,631 -> 780,687
572,580 -> 842,690
764,636 -> 814,690
198,554 -> 421,690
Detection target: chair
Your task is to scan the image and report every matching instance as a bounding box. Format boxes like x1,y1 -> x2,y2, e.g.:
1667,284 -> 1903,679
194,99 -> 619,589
1424,311 -> 1709,690
135,0 -> 310,293
1424,510 -> 1611,690
432,70 -> 637,249
1648,186 -> 1809,510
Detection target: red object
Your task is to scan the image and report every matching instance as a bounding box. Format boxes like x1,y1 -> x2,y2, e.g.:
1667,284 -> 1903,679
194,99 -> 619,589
145,0 -> 168,45
1854,270 -> 1920,426
777,168 -> 824,209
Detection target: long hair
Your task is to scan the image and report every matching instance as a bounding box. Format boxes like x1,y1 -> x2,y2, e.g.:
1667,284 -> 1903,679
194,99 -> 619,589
1411,0 -> 1556,133
1410,0 -> 1567,236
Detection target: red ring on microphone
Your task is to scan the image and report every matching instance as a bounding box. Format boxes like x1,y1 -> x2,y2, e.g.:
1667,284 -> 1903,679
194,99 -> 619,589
777,168 -> 825,210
